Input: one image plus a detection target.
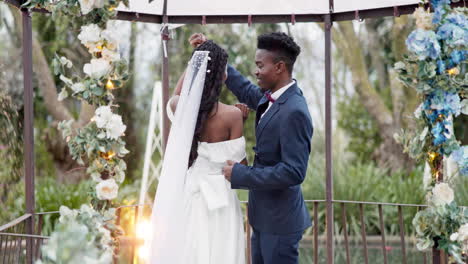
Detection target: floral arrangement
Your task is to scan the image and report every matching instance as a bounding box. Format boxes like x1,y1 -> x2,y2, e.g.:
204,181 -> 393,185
36,205 -> 122,264
412,183 -> 467,263
21,0 -> 131,262
50,0 -> 129,209
395,0 -> 467,262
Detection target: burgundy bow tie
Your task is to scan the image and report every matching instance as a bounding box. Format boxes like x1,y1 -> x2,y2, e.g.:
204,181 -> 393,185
265,92 -> 276,103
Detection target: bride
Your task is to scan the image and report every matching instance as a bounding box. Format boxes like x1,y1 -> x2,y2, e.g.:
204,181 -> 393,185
149,38 -> 247,264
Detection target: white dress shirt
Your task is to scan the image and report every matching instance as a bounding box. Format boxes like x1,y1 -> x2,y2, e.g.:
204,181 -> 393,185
260,80 -> 295,119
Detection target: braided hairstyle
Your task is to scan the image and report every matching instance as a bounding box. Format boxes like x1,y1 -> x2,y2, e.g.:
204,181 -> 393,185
188,40 -> 228,168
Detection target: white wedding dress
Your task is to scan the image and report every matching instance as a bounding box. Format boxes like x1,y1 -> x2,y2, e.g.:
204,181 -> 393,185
181,137 -> 246,264
149,51 -> 245,264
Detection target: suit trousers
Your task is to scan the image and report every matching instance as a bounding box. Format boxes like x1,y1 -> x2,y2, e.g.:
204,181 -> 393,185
250,228 -> 303,264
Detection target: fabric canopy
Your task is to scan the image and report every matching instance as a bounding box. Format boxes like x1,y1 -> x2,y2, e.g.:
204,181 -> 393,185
117,0 -> 419,16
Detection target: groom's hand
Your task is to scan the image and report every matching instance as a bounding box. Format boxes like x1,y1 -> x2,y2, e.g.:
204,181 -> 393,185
189,33 -> 207,48
223,160 -> 236,182
234,103 -> 250,122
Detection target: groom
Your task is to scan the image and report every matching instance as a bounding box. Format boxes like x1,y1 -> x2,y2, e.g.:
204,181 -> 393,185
193,32 -> 313,264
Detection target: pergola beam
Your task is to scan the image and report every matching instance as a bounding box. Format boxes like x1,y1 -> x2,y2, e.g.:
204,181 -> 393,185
4,1 -> 464,25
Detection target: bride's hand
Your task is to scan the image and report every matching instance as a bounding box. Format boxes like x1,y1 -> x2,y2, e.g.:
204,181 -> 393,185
235,103 -> 250,122
189,33 -> 207,48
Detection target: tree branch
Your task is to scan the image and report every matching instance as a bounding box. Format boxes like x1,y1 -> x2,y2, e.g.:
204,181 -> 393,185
335,21 -> 394,137
12,8 -> 73,122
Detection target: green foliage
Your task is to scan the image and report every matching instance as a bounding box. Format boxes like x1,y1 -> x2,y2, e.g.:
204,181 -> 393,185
413,202 -> 467,263
0,177 -> 92,235
23,0 -> 128,28
37,205 -> 120,264
0,92 -> 23,184
302,151 -> 440,236
337,94 -> 382,163
58,119 -> 128,183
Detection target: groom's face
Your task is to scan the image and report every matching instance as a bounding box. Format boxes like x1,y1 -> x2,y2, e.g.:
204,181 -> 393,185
255,49 -> 279,92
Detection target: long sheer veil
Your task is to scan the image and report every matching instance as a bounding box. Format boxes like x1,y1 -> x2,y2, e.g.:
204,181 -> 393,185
149,51 -> 210,264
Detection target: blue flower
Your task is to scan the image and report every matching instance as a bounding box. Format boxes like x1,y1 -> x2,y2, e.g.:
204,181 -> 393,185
432,121 -> 444,134
449,50 -> 467,65
446,13 -> 468,28
406,30 -> 441,60
431,0 -> 451,7
451,146 -> 467,162
461,166 -> 468,176
433,133 -> 447,145
437,23 -> 467,47
451,146 -> 468,176
445,92 -> 461,116
426,90 -> 461,117
432,7 -> 446,25
436,59 -> 446,74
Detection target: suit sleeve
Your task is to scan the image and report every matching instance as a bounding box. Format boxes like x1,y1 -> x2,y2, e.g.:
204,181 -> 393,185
225,65 -> 263,110
230,109 -> 313,190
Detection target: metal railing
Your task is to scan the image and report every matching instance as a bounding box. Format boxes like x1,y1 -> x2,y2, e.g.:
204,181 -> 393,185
0,213 -> 51,263
0,200 -> 455,263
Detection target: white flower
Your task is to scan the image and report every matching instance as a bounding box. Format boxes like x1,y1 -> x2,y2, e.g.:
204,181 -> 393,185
86,41 -> 105,53
59,74 -> 73,86
431,183 -> 454,206
60,56 -> 73,68
78,24 -> 102,45
83,58 -> 111,79
94,106 -> 114,128
91,172 -> 102,182
461,99 -> 468,115
102,47 -> 121,62
71,82 -> 86,93
457,223 -> 468,241
78,0 -> 100,15
413,7 -> 433,30
59,206 -> 77,223
106,114 -> 126,139
450,232 -> 459,241
101,26 -> 120,50
79,204 -> 95,217
94,106 -> 126,139
96,179 -> 119,200
394,61 -> 405,70
414,103 -> 424,119
93,0 -> 106,9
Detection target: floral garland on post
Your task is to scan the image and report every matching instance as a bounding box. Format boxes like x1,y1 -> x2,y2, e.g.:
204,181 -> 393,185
394,0 -> 467,262
22,0 -> 130,262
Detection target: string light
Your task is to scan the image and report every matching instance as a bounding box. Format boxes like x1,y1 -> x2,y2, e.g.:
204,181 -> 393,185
100,150 -> 116,160
106,79 -> 115,90
447,67 -> 459,76
428,152 -> 438,162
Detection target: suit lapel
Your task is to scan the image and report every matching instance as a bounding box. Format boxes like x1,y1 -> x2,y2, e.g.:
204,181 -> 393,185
255,84 -> 300,139
255,96 -> 269,128
256,103 -> 280,139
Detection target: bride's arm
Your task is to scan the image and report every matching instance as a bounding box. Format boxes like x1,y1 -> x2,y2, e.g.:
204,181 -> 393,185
173,70 -> 186,96
168,70 -> 186,112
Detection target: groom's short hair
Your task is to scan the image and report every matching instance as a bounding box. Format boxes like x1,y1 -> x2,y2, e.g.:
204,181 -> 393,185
257,32 -> 301,74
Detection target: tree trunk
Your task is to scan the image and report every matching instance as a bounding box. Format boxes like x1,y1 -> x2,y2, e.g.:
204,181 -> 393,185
11,7 -> 91,183
114,22 -> 141,179
331,21 -> 415,172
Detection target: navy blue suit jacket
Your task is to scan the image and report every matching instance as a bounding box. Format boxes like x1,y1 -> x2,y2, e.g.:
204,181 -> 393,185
226,65 -> 313,234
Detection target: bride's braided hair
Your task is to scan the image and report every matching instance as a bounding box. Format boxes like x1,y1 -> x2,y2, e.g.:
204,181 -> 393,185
188,40 -> 228,168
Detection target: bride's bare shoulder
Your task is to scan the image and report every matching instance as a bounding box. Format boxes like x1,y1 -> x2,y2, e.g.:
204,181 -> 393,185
218,103 -> 242,119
